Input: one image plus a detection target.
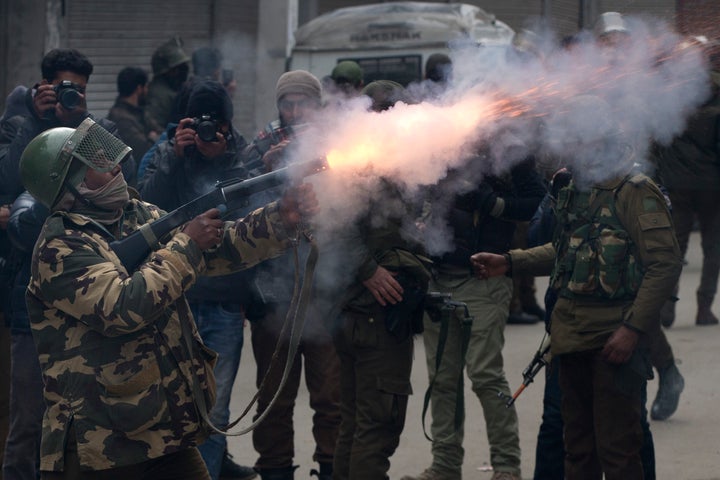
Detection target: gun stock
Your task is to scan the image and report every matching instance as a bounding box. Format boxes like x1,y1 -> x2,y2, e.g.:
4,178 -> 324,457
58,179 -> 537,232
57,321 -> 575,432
110,158 -> 328,271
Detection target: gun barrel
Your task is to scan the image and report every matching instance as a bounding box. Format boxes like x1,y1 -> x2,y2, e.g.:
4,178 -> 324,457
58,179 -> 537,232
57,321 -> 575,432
221,158 -> 329,199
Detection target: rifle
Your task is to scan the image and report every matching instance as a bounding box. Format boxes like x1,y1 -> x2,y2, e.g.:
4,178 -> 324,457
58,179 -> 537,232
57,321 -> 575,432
500,334 -> 551,407
110,158 -> 328,271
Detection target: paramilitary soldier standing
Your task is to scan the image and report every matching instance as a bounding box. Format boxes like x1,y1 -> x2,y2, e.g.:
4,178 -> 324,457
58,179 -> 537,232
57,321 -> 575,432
471,95 -> 682,480
19,118 -> 317,480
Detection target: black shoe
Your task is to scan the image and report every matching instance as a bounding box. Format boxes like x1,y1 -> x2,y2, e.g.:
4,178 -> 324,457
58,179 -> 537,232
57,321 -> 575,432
651,363 -> 685,421
220,452 -> 258,480
523,304 -> 546,321
696,306 -> 719,326
310,462 -> 333,480
507,311 -> 541,324
256,466 -> 297,480
659,300 -> 676,328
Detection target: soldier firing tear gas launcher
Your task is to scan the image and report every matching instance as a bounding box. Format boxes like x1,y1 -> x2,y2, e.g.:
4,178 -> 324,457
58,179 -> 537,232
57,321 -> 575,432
110,157 -> 328,271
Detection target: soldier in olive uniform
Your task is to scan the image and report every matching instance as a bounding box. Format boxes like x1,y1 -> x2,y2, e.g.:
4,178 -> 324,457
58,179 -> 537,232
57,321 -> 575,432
330,81 -> 431,480
471,96 -> 682,479
19,118 -> 317,479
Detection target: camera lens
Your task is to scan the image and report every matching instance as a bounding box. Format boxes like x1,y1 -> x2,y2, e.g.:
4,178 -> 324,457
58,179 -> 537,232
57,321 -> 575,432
58,89 -> 81,110
196,120 -> 217,142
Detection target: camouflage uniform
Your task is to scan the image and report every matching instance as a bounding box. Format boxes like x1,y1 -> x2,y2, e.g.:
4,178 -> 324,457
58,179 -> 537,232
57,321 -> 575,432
26,195 -> 293,472
509,172 -> 682,479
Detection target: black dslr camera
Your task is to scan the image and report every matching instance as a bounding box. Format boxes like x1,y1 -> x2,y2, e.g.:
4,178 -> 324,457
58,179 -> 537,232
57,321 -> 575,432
188,114 -> 219,143
53,80 -> 84,111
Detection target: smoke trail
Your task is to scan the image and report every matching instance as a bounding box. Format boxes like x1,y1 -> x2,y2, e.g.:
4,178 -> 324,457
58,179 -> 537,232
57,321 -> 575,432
287,16 -> 709,250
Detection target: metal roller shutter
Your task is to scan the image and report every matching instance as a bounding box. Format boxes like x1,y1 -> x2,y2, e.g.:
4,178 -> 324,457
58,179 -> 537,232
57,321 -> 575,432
66,0 -> 213,118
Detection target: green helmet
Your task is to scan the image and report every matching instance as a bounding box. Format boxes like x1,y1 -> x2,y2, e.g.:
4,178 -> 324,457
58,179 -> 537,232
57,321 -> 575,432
151,37 -> 190,76
20,118 -> 131,209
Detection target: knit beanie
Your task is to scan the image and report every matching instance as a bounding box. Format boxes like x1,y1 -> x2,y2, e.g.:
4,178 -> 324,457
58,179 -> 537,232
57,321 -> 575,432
185,79 -> 233,122
275,70 -> 322,105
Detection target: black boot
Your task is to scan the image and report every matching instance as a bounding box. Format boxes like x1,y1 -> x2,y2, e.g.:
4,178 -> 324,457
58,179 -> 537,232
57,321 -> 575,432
220,451 -> 257,480
257,466 -> 298,480
310,463 -> 333,480
651,362 -> 685,421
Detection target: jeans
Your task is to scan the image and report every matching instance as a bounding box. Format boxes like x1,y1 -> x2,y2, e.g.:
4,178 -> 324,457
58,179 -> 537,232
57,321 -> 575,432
3,331 -> 44,480
190,301 -> 245,480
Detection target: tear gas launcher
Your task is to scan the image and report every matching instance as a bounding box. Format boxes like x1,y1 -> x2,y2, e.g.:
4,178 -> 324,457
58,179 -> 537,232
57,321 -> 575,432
110,158 -> 328,271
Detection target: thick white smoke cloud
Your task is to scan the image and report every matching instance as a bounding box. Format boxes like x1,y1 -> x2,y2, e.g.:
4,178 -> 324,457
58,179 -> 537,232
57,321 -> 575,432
282,15 -> 711,275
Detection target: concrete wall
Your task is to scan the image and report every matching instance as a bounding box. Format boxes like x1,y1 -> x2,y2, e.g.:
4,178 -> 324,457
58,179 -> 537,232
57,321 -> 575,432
0,0 -> 48,115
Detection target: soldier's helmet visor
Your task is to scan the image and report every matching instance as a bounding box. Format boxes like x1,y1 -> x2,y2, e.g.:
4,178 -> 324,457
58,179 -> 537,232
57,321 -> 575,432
65,118 -> 131,172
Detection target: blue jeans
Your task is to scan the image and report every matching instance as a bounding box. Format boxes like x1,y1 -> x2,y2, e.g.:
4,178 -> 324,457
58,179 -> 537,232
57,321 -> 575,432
190,301 -> 245,480
3,331 -> 44,480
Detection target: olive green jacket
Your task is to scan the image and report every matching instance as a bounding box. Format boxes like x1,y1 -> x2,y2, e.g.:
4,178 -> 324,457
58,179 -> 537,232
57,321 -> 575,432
27,198 -> 291,471
510,173 -> 682,355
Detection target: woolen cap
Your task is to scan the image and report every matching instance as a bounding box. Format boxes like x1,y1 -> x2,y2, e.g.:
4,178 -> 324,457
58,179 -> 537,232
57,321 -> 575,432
275,70 -> 322,104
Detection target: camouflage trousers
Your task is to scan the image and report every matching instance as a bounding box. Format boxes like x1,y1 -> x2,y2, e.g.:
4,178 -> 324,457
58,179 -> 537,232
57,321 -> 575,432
41,425 -> 210,480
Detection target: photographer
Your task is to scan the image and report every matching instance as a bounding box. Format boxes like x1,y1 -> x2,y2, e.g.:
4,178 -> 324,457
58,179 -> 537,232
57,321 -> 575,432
0,49 -> 137,194
138,79 -> 257,480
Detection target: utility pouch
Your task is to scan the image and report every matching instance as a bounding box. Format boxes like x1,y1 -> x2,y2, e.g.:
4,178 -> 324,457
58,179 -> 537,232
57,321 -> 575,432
384,272 -> 428,342
613,348 -> 652,397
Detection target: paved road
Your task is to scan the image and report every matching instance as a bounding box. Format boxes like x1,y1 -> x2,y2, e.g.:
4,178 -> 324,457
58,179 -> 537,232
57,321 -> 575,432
226,231 -> 720,479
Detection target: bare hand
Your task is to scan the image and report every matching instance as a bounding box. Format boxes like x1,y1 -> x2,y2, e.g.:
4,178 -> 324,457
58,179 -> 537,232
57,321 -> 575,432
278,182 -> 319,230
32,81 -> 57,119
601,325 -> 639,364
363,266 -> 404,306
173,118 -> 198,158
470,252 -> 508,279
181,208 -> 224,250
262,139 -> 291,172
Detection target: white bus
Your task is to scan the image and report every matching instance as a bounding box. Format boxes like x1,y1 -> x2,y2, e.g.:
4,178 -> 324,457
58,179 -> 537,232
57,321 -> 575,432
288,2 -> 515,86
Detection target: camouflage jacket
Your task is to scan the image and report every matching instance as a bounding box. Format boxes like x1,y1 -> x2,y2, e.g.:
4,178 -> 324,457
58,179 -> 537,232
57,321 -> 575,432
510,173 -> 682,355
26,197 -> 292,471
